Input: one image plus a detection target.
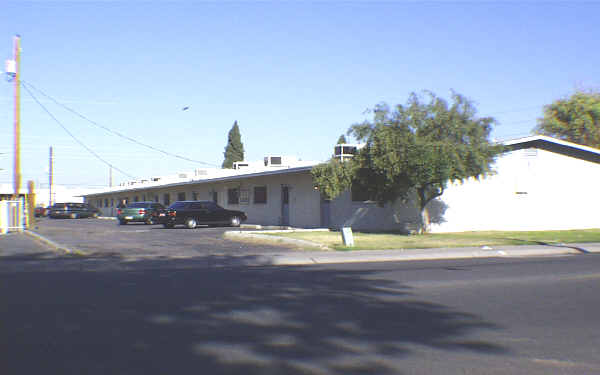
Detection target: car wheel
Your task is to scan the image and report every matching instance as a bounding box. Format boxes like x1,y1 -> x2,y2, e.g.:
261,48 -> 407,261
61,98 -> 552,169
163,223 -> 174,229
229,216 -> 241,227
185,217 -> 197,229
145,217 -> 154,225
70,213 -> 78,219
118,219 -> 127,225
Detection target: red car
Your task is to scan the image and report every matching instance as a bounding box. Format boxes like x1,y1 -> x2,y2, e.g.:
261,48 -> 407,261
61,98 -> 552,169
34,206 -> 48,217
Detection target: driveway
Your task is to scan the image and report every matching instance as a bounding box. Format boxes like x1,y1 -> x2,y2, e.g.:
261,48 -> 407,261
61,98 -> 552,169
31,217 -> 295,258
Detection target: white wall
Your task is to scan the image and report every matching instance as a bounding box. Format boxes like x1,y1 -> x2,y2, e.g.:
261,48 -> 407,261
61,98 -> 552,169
85,171 -> 323,227
84,146 -> 600,232
430,147 -> 600,232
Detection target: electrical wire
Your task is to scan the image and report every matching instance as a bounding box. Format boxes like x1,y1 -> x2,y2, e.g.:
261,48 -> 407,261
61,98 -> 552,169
21,81 -> 219,167
21,82 -> 137,180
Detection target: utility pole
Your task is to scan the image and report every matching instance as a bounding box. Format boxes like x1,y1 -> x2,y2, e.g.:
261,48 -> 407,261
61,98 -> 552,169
109,166 -> 113,187
12,35 -> 21,200
49,146 -> 54,207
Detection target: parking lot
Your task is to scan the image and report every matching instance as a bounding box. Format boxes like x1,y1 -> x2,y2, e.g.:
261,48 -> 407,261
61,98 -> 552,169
31,217 -> 294,258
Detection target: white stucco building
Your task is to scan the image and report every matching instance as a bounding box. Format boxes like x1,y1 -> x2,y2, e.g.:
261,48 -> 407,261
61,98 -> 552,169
82,136 -> 600,232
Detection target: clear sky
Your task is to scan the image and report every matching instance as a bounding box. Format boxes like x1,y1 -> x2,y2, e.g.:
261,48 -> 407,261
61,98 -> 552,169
1,1 -> 598,188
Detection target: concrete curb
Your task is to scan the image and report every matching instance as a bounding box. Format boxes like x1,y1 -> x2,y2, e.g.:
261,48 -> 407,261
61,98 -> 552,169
261,247 -> 584,266
24,230 -> 74,254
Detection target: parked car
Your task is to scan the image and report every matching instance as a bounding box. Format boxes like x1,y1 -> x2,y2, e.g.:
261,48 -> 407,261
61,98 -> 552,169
158,200 -> 247,229
117,201 -> 165,225
48,202 -> 101,219
34,206 -> 49,217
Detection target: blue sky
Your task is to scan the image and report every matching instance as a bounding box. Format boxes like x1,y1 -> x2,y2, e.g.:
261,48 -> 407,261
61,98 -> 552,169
1,1 -> 598,188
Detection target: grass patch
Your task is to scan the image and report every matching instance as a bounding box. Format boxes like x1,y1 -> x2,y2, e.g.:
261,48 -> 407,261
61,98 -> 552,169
265,229 -> 600,251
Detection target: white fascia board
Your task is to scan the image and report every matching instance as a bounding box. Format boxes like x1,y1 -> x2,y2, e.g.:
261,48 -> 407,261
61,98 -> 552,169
503,135 -> 600,155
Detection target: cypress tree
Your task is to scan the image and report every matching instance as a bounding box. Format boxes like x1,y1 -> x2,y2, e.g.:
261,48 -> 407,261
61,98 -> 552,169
336,134 -> 347,144
222,121 -> 245,168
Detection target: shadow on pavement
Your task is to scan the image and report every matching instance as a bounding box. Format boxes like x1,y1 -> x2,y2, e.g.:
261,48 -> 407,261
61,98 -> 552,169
0,255 -> 509,375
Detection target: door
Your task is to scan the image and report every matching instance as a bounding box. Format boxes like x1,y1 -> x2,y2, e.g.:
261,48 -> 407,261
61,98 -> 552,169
281,186 -> 290,226
320,196 -> 331,228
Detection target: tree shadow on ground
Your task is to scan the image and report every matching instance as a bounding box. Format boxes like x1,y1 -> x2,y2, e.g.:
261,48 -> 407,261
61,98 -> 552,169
1,256 -> 508,374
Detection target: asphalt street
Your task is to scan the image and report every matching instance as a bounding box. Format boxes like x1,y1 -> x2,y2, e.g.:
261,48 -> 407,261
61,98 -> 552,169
1,247 -> 599,375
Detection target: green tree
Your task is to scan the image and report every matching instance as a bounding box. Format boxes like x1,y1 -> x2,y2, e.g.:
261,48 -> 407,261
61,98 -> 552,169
222,121 -> 245,169
336,134 -> 347,144
312,91 -> 503,233
534,90 -> 600,148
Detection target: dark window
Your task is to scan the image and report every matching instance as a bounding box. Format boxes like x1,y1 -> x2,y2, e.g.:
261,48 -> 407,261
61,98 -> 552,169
190,202 -> 204,209
254,186 -> 267,204
128,202 -> 151,208
282,186 -> 289,204
192,192 -> 198,200
104,199 -> 109,208
169,201 -> 187,210
154,195 -> 159,203
111,199 -> 114,207
134,196 -> 139,202
212,191 -> 218,203
228,188 -> 239,204
177,192 -> 186,201
142,194 -> 146,201
271,156 -> 282,165
163,193 -> 170,206
351,185 -> 373,202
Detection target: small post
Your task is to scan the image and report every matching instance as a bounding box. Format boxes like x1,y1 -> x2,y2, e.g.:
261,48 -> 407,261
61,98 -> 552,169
341,227 -> 354,247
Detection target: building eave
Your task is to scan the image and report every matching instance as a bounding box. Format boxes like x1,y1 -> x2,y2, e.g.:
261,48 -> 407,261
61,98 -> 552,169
82,165 -> 317,198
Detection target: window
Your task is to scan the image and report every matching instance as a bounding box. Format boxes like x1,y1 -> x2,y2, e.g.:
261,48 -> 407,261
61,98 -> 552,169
192,192 -> 198,200
142,194 -> 146,201
239,189 -> 249,204
212,191 -> 218,203
228,188 -> 239,204
104,199 -> 109,208
154,195 -> 159,203
111,199 -> 114,207
177,192 -> 186,201
134,196 -> 139,202
254,186 -> 267,204
163,193 -> 170,206
271,156 -> 282,165
351,185 -> 374,202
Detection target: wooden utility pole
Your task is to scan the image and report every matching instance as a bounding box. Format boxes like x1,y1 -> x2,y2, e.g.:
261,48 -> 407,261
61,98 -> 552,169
13,35 -> 21,200
49,146 -> 54,207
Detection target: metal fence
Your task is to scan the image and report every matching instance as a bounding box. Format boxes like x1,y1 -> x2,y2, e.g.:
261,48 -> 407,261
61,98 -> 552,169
0,200 -> 25,234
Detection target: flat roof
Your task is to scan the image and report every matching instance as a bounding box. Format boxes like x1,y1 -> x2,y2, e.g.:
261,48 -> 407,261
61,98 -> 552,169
83,165 -> 315,198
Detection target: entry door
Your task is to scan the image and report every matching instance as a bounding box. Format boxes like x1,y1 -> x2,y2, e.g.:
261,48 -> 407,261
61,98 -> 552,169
281,186 -> 290,226
320,196 -> 331,228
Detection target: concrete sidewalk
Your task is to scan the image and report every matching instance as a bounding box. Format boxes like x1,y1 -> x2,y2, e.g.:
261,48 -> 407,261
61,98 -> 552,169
1,229 -> 598,268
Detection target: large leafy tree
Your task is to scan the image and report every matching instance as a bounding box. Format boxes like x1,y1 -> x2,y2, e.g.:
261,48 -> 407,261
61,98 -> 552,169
312,91 -> 503,233
535,90 -> 600,148
222,121 -> 245,169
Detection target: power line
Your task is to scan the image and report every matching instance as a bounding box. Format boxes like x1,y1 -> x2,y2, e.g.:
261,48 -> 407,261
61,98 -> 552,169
21,82 -> 137,180
21,81 -> 219,167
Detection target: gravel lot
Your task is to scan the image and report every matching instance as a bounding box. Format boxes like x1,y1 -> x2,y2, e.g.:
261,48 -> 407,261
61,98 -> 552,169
31,217 -> 295,258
